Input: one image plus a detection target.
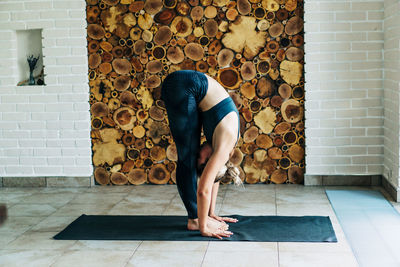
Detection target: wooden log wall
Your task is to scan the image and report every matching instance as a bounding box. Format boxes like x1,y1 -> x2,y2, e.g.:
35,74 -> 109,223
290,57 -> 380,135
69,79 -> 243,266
87,0 -> 305,186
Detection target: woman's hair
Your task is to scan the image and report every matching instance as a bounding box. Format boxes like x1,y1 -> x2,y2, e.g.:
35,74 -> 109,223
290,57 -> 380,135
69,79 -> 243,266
196,142 -> 243,186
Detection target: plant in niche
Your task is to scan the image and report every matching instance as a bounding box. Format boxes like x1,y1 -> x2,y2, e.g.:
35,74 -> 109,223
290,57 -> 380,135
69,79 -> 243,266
27,54 -> 40,85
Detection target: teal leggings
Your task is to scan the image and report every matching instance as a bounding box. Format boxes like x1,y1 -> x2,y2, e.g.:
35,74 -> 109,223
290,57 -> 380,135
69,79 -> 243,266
161,70 -> 208,219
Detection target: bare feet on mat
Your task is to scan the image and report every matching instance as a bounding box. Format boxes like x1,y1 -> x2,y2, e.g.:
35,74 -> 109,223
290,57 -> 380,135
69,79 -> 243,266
187,217 -> 229,231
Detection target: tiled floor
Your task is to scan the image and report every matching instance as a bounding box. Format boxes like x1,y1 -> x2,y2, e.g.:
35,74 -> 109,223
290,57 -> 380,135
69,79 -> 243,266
0,184 -> 396,267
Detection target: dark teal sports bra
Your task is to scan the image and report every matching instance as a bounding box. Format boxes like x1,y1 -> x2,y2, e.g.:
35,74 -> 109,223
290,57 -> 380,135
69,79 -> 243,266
200,97 -> 240,146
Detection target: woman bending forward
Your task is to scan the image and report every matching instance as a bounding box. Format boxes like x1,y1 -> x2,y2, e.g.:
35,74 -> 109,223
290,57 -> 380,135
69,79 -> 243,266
161,70 -> 240,239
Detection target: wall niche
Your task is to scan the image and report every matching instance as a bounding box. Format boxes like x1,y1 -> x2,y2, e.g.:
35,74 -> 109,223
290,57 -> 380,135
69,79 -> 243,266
16,29 -> 45,86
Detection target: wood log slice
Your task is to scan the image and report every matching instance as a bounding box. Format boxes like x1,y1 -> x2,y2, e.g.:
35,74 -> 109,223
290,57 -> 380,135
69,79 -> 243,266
288,144 -> 304,163
286,47 -> 304,62
120,91 -> 137,108
166,144 -> 178,161
268,147 -> 282,159
150,146 -> 166,162
256,134 -> 273,149
229,147 -> 243,166
184,42 -> 204,61
256,77 -> 275,98
94,167 -> 110,185
288,166 -> 303,184
171,16 -> 193,37
87,24 -> 106,40
204,19 -> 218,37
217,68 -> 241,89
112,58 -> 132,75
270,95 -> 283,108
243,125 -> 259,143
113,107 -> 136,130
222,16 -> 267,60
88,53 -> 101,69
144,0 -> 163,15
128,168 -> 147,185
91,102 -> 109,117
280,60 -> 302,86
167,46 -> 185,64
111,172 -> 128,185
237,0 -> 251,15
121,160 -> 135,173
274,122 -> 291,134
268,22 -> 284,38
133,125 -> 146,138
154,9 -> 176,25
254,107 -> 276,134
148,163 -> 170,184
240,82 -> 256,99
240,61 -> 257,81
278,83 -> 292,99
147,60 -> 163,74
154,26 -> 172,46
114,76 -> 131,91
281,99 -> 303,123
190,6 -> 203,21
270,169 -> 287,184
149,105 -> 164,121
285,16 -> 303,36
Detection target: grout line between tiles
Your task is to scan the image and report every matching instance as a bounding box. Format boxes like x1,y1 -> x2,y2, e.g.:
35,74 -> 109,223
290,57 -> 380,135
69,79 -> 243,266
200,241 -> 210,267
123,241 -> 143,267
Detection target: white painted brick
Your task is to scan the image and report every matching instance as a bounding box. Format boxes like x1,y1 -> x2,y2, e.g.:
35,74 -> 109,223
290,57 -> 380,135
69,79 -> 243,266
336,12 -> 367,21
335,165 -> 367,173
352,22 -> 382,31
352,136 -> 384,145
0,157 -> 19,165
48,157 -> 75,166
53,1 -> 86,9
336,146 -> 367,155
0,122 -> 18,130
11,12 -> 41,21
2,112 -> 28,121
31,112 -> 59,121
55,19 -> 86,28
63,166 -> 93,176
19,157 -> 47,165
0,12 -> 10,21
34,166 -> 63,174
24,2 -> 52,10
33,148 -> 62,157
4,166 -> 34,175
40,10 -> 70,20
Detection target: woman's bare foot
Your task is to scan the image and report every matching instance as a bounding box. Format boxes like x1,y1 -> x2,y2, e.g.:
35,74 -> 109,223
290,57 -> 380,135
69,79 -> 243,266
210,214 -> 238,223
187,217 -> 229,231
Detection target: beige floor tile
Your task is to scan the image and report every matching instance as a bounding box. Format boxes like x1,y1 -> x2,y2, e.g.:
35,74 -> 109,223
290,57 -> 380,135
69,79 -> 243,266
137,241 -> 208,251
107,201 -> 168,215
51,203 -> 115,216
278,240 -> 352,254
69,192 -> 127,204
202,250 -> 278,267
0,249 -> 63,267
219,201 -> 276,216
208,241 -> 277,252
5,231 -> 76,250
0,216 -> 45,234
276,203 -> 336,216
86,185 -> 134,193
127,250 -> 204,267
52,250 -> 134,267
0,233 -> 20,249
0,193 -> 35,204
20,193 -> 77,205
30,216 -> 77,232
8,204 -> 58,217
279,251 -> 358,267
69,240 -> 141,251
40,187 -> 87,194
124,192 -> 176,204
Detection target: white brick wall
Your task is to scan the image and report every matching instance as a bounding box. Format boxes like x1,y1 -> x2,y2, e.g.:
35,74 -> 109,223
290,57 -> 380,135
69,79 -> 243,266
383,0 -> 400,189
0,0 -> 92,177
304,0 -> 385,176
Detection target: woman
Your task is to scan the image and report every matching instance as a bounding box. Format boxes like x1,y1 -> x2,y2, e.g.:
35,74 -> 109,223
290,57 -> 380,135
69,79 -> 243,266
161,69 -> 240,239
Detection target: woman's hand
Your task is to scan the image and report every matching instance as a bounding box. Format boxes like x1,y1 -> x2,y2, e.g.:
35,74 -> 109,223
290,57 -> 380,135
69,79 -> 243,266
201,227 -> 233,240
209,214 -> 238,223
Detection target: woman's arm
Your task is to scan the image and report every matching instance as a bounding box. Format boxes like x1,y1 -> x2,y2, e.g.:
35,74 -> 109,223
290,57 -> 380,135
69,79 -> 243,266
197,151 -> 231,238
209,181 -> 220,216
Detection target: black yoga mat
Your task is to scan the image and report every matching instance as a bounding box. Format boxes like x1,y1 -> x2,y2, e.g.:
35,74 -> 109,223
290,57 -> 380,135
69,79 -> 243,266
53,214 -> 337,242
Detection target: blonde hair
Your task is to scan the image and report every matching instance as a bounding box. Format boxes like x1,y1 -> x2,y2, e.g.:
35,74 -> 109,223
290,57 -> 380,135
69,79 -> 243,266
216,162 -> 243,186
